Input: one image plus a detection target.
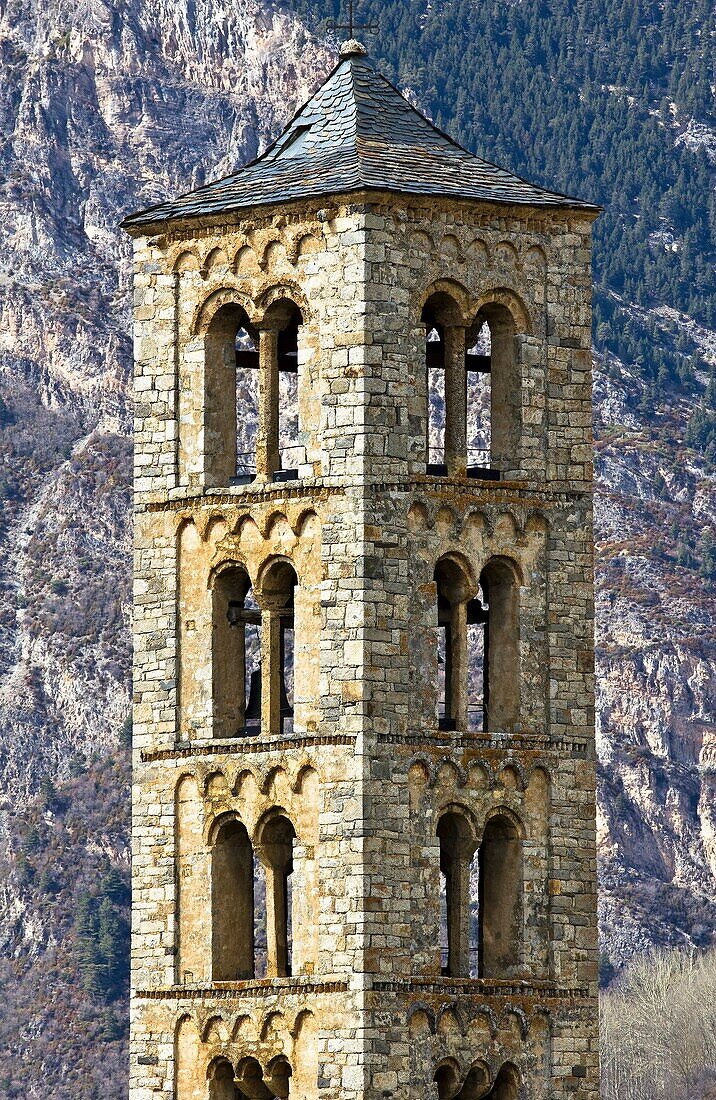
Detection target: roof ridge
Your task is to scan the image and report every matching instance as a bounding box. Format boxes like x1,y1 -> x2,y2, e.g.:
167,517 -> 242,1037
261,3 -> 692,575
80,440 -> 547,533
366,65 -> 471,156
247,54 -> 350,170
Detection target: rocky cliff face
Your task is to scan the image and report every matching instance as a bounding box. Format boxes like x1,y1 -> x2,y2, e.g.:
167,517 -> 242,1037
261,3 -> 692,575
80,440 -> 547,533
0,0 -> 330,806
0,0 -> 714,1091
594,342 -> 716,965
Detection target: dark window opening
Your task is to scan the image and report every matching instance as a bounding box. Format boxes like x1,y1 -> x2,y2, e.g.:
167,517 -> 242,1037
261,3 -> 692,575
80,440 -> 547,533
436,812 -> 475,978
209,1058 -> 238,1100
478,815 -> 523,978
466,592 -> 488,732
204,304 -> 257,489
259,560 -> 298,736
466,321 -> 498,481
233,1056 -> 292,1100
468,304 -> 521,480
481,1064 -> 521,1100
426,324 -> 447,474
258,815 -> 296,978
240,586 -> 262,734
434,1063 -> 459,1100
275,307 -> 302,482
211,818 -> 254,981
480,559 -> 520,733
234,326 -> 259,484
434,1063 -> 496,1100
434,556 -> 473,732
213,567 -> 260,739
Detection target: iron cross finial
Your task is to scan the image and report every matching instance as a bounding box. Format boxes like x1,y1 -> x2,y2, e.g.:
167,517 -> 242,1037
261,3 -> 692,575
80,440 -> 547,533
330,0 -> 377,41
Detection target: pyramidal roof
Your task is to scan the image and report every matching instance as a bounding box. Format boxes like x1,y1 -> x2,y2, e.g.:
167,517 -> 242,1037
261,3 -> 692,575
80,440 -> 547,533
123,42 -> 597,230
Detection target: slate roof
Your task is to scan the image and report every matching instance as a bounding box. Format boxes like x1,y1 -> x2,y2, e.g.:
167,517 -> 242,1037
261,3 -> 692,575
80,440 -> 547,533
122,44 -> 597,230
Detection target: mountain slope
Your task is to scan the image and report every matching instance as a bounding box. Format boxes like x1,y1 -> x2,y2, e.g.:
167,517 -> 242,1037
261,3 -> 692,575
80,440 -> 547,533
0,0 -> 330,801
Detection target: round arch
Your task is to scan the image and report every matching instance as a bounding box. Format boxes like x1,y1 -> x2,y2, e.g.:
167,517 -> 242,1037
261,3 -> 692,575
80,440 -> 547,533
207,808 -> 248,848
472,286 -> 532,335
480,804 -> 527,843
192,286 -> 258,336
208,557 -> 254,592
434,551 -> 478,604
255,555 -> 299,607
418,277 -> 472,323
257,281 -> 310,324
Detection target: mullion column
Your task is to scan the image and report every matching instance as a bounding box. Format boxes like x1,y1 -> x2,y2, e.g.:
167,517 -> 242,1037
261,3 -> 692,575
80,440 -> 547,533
444,324 -> 467,477
450,600 -> 468,729
261,607 -> 282,736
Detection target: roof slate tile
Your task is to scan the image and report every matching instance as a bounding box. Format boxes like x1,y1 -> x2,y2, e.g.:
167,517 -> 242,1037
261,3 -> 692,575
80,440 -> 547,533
123,49 -> 597,229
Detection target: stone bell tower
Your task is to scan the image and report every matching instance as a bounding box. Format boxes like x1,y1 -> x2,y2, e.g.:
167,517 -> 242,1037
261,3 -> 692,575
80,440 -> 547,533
123,39 -> 600,1100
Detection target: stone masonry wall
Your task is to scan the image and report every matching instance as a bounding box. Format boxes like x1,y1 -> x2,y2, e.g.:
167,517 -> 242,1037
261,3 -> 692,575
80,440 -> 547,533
129,190 -> 598,1099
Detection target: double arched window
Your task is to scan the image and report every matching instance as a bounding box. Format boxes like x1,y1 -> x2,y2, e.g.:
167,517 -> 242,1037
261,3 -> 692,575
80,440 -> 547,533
209,1055 -> 292,1099
437,809 -> 524,979
434,555 -> 520,733
201,297 -> 304,488
211,811 -> 297,981
212,560 -> 297,738
422,290 -> 522,480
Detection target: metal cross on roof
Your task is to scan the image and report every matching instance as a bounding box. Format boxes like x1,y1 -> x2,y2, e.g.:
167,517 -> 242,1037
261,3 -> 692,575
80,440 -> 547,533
330,0 -> 377,40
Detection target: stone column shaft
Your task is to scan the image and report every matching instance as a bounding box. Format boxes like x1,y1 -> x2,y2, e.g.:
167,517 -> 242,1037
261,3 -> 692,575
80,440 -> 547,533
445,325 -> 467,477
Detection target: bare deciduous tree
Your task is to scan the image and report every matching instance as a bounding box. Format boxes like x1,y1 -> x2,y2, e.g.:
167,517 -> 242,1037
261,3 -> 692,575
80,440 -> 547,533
600,948 -> 716,1100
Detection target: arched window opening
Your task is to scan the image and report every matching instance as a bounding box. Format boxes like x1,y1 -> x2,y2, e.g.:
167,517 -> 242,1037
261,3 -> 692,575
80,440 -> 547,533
234,325 -> 259,484
204,303 -> 258,489
434,1063 -> 459,1100
466,321 -> 497,481
277,309 -> 301,480
480,559 -> 520,733
436,812 -> 475,977
208,1057 -> 238,1100
469,303 -> 520,480
235,1056 -> 292,1099
211,818 -> 254,981
482,1063 -> 521,1100
468,844 -> 480,978
422,293 -> 466,477
257,814 -> 296,978
466,589 -> 488,732
425,322 -> 447,473
478,814 -> 523,978
259,301 -> 304,483
212,567 -> 261,738
434,557 -> 473,731
258,560 -> 297,735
